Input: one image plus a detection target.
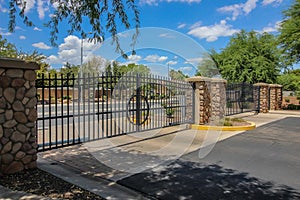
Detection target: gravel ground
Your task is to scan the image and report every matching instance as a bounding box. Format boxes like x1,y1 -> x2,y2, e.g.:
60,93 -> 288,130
0,168 -> 105,199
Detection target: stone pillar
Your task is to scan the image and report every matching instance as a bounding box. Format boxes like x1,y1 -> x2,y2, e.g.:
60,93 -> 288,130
0,58 -> 39,174
254,83 -> 269,113
187,77 -> 210,125
210,78 -> 227,123
276,85 -> 283,110
269,84 -> 277,110
187,76 -> 226,125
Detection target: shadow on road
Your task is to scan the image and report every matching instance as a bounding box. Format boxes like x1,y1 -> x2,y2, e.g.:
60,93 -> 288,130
118,159 -> 300,200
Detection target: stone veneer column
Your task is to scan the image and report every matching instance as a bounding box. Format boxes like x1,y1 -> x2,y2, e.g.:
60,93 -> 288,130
276,85 -> 283,110
0,58 -> 39,174
269,84 -> 277,110
254,83 -> 269,113
269,84 -> 283,110
186,76 -> 226,125
210,78 -> 227,124
187,77 -> 211,125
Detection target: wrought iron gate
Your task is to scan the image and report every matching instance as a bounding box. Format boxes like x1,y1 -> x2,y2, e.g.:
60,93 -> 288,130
36,73 -> 194,151
225,82 -> 259,116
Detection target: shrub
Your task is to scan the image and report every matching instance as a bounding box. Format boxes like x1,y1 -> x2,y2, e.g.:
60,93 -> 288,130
37,93 -> 41,100
223,121 -> 233,126
231,118 -> 245,122
166,108 -> 175,116
226,102 -> 233,108
63,95 -> 72,100
284,104 -> 300,110
285,98 -> 290,103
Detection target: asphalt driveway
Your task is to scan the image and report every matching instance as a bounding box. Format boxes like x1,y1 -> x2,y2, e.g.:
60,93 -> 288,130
118,117 -> 300,199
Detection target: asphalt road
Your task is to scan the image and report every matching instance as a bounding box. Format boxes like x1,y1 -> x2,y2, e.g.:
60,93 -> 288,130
118,117 -> 300,200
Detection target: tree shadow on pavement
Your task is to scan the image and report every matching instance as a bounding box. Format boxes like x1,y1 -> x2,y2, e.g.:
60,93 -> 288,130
118,159 -> 300,200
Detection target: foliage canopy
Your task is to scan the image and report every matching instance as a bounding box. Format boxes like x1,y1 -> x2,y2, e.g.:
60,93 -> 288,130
278,0 -> 300,65
7,0 -> 140,55
212,30 -> 281,84
278,69 -> 300,91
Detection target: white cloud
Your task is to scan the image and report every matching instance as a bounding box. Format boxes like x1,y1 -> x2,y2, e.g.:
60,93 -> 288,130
47,55 -> 61,64
118,32 -> 130,38
144,54 -> 168,63
261,26 -> 277,33
188,20 -> 239,42
243,0 -> 257,14
37,0 -> 50,19
47,35 -> 101,66
23,0 -> 35,14
32,42 -> 52,50
159,33 -> 176,38
217,0 -> 258,21
185,57 -> 203,65
190,21 -> 202,29
33,27 -> 42,31
258,20 -> 282,33
217,4 -> 242,21
179,66 -> 193,72
177,23 -> 186,29
0,27 -> 11,36
140,0 -> 201,6
0,0 -> 8,13
262,0 -> 283,6
167,60 -> 177,65
19,35 -> 26,40
15,26 -> 24,31
128,54 -> 142,63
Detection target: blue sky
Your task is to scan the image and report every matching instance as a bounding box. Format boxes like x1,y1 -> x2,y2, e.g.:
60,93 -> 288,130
0,0 -> 295,76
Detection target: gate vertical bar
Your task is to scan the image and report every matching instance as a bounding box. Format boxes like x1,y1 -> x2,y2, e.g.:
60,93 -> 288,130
72,74 -> 76,144
192,82 -> 196,124
87,73 -> 91,141
41,74 -> 45,150
48,74 -> 52,149
54,74 -> 58,147
136,73 -> 141,132
67,74 -> 70,145
60,75 -> 64,146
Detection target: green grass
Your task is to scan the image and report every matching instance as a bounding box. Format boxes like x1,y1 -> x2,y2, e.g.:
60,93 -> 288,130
220,117 -> 245,126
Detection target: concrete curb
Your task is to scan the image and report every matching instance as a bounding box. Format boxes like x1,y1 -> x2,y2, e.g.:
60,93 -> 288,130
190,121 -> 256,131
38,156 -> 151,200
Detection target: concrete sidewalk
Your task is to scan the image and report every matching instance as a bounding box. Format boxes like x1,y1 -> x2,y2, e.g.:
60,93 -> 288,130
0,185 -> 51,200
2,110 -> 299,199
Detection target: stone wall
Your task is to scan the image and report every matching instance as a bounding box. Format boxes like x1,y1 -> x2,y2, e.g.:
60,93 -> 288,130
188,78 -> 283,124
187,76 -> 226,125
0,58 -> 39,174
210,78 -> 227,124
254,83 -> 283,113
254,83 -> 269,113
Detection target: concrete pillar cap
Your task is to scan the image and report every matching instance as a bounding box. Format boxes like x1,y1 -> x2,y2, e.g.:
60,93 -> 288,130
254,82 -> 269,86
0,58 -> 39,70
186,76 -> 213,82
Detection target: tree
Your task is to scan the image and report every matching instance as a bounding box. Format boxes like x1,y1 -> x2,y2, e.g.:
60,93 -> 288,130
278,0 -> 300,66
0,35 -> 17,57
214,30 -> 282,83
170,69 -> 189,80
59,62 -> 80,85
7,0 -> 140,55
108,62 -> 150,75
278,69 -> 300,91
195,51 -> 220,78
81,56 -> 109,75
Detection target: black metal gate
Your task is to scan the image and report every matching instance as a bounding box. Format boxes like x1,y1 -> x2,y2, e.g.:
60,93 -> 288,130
225,82 -> 259,116
36,73 -> 194,151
